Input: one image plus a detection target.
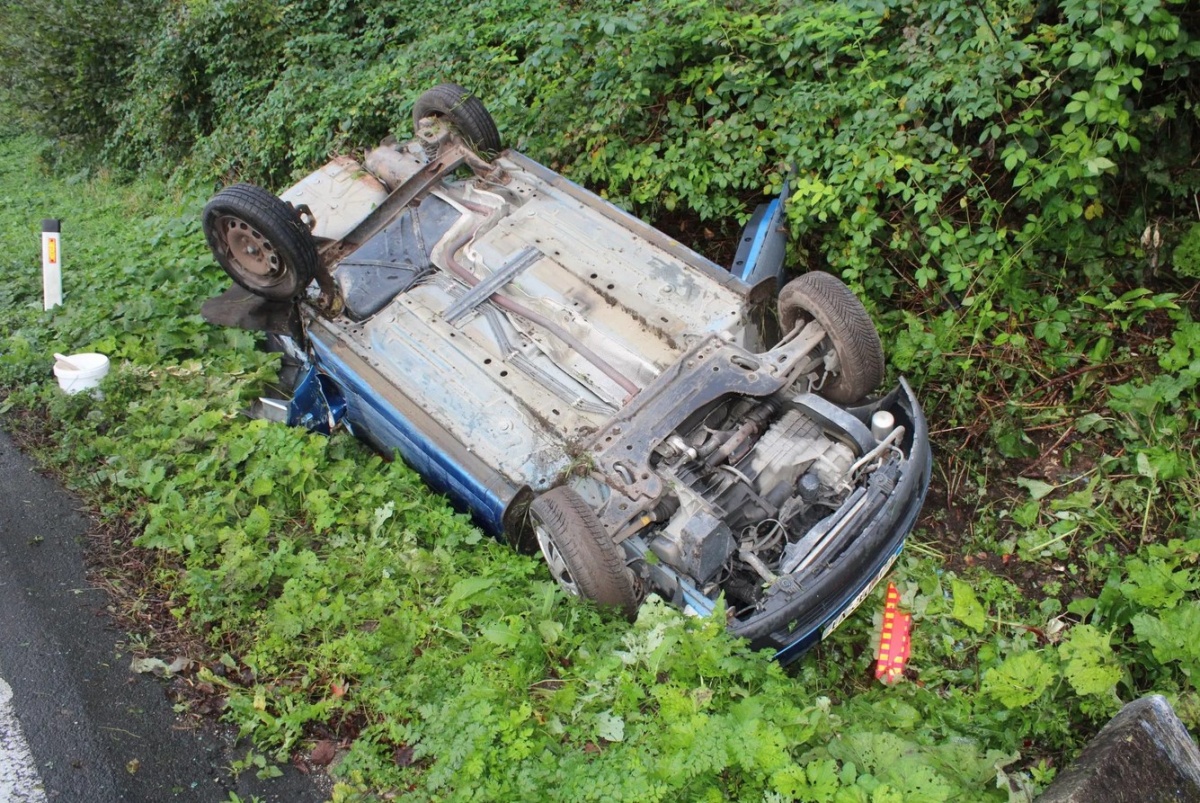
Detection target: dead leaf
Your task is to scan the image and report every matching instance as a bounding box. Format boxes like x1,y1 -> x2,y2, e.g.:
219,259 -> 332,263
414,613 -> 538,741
1044,616 -> 1068,644
166,657 -> 194,675
310,740 -> 336,766
129,657 -> 169,675
126,758 -> 140,774
393,744 -> 415,767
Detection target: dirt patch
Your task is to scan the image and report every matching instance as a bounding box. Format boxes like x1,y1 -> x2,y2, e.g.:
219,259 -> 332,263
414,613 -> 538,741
648,208 -> 742,269
919,421 -> 1140,617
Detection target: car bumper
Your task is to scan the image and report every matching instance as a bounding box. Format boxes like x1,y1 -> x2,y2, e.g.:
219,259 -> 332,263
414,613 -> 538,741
728,378 -> 931,664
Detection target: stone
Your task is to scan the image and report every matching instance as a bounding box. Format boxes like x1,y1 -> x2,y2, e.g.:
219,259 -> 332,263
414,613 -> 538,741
1037,695 -> 1200,803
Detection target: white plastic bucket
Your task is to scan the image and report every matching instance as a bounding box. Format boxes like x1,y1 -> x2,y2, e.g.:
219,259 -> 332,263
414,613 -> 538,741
53,352 -> 109,395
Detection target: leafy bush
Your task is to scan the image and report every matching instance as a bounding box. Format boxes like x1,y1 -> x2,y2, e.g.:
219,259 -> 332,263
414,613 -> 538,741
110,0 -> 292,177
9,1 -> 1196,423
1172,223 -> 1200,279
0,0 -> 153,161
25,0 -> 1197,292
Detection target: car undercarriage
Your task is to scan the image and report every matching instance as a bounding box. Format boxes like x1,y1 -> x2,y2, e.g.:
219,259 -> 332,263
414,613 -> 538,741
200,83 -> 930,662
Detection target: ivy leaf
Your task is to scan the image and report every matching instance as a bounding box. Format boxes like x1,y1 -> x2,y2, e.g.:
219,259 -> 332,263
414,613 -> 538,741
982,651 -> 1056,708
950,579 -> 987,632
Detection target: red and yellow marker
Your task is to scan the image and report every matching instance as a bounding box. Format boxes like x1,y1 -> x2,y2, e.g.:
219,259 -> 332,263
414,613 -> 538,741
875,582 -> 912,684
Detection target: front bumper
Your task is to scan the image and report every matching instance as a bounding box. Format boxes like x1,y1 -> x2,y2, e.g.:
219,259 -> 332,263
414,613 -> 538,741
728,378 -> 931,664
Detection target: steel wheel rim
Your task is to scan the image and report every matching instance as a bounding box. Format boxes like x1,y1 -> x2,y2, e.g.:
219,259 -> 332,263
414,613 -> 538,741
534,522 -> 581,597
216,215 -> 287,290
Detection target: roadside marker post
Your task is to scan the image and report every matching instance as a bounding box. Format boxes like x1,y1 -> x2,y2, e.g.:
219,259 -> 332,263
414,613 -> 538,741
42,219 -> 62,310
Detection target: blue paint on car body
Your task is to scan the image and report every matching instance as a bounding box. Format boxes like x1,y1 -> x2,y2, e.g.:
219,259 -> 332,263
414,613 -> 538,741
738,197 -> 780,283
308,338 -> 510,536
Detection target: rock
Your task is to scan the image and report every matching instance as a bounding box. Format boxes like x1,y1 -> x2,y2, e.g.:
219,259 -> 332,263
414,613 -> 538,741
1037,695 -> 1200,803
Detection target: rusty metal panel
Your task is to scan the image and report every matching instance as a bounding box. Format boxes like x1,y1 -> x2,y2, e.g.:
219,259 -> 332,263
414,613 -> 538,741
279,156 -> 389,242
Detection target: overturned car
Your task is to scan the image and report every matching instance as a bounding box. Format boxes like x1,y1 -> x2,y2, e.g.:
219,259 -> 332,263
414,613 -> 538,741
200,84 -> 930,663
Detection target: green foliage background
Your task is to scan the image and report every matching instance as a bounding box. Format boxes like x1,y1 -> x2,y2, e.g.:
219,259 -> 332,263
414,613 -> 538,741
1,0 -> 1199,799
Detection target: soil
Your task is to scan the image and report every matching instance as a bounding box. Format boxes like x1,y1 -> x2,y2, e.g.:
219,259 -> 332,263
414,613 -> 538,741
922,423 -> 1138,622
648,207 -> 743,269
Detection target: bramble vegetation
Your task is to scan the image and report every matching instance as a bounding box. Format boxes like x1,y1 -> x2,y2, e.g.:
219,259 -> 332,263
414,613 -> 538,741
1,0 -> 1199,799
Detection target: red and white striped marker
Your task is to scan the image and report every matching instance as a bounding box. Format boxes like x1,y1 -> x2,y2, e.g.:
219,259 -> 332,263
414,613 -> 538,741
875,582 -> 912,684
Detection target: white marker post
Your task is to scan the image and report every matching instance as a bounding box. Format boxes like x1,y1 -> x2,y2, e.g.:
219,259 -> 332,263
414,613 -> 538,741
41,219 -> 62,311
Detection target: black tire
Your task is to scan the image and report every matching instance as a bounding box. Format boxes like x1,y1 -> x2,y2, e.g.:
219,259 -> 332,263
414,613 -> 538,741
202,183 -> 318,301
530,487 -> 639,618
778,271 -> 884,404
412,83 -> 502,154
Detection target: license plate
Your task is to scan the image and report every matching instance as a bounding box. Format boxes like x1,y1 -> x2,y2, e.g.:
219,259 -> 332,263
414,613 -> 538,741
821,550 -> 900,640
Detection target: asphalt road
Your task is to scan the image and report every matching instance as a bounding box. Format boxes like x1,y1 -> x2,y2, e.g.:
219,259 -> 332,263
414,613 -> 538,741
0,428 -> 328,802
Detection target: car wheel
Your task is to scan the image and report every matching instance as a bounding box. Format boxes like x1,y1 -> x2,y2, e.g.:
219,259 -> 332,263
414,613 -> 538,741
412,83 -> 502,155
530,486 -> 639,618
203,183 -> 318,301
778,271 -> 885,404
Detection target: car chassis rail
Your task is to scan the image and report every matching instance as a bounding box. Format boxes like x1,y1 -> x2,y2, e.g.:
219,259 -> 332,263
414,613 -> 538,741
589,320 -> 828,534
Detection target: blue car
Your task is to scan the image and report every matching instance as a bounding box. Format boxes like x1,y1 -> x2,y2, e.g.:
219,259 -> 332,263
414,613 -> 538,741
200,84 -> 930,663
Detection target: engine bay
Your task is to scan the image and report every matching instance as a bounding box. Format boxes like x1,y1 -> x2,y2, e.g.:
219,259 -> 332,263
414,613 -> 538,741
646,387 -> 910,617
